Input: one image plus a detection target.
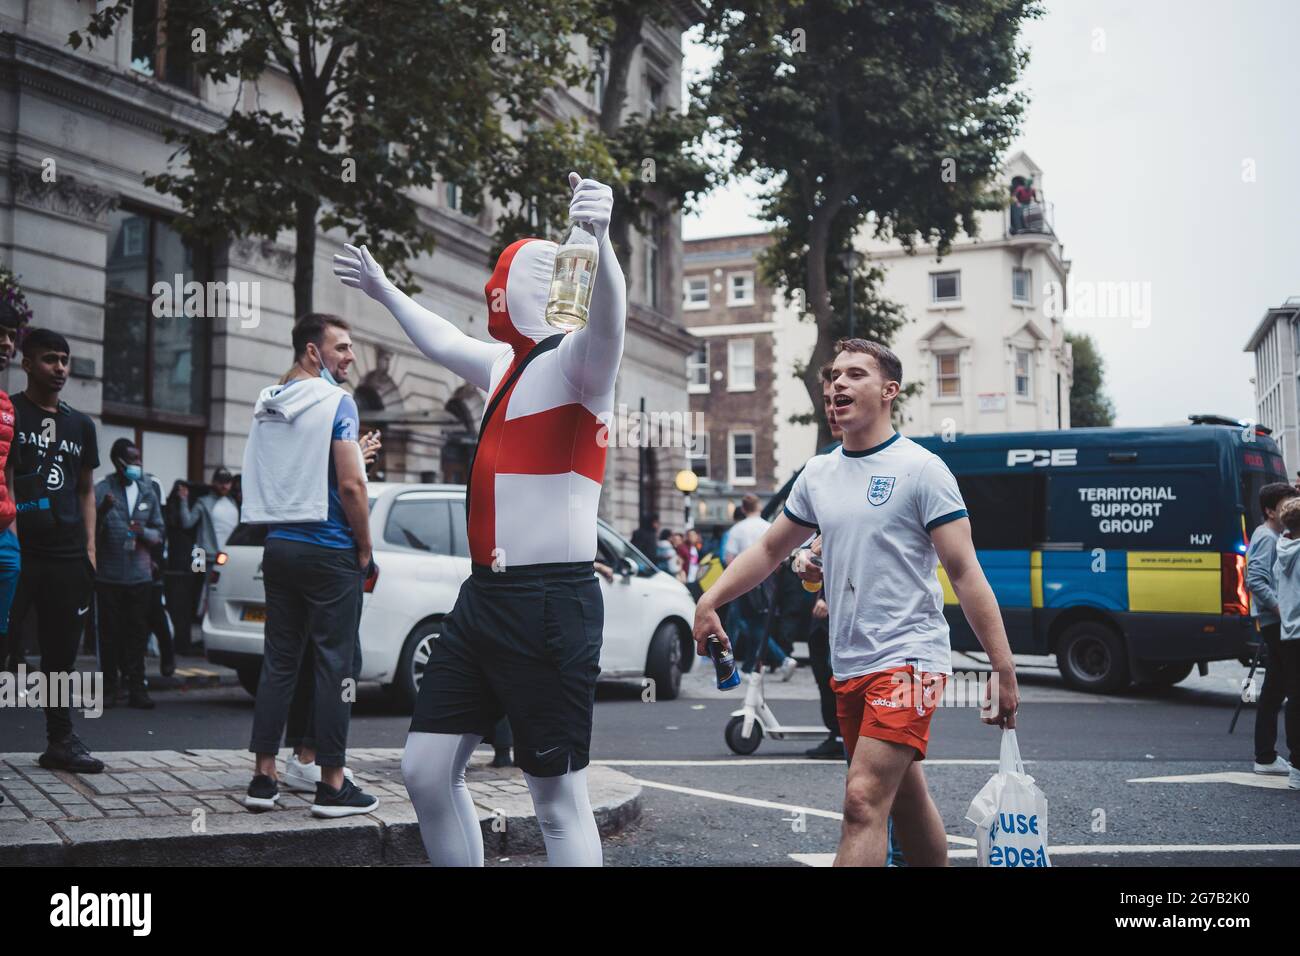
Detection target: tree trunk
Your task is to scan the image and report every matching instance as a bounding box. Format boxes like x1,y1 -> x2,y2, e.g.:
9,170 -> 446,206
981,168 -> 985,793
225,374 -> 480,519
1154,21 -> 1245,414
293,194 -> 319,318
801,184 -> 851,449
598,6 -> 644,269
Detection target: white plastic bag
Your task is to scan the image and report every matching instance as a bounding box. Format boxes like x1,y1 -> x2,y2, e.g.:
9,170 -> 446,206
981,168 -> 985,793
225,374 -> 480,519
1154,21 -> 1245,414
965,729 -> 1051,868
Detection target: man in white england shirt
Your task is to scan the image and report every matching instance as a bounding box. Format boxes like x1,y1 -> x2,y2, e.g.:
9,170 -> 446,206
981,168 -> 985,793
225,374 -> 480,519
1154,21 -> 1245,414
693,337 -> 1019,866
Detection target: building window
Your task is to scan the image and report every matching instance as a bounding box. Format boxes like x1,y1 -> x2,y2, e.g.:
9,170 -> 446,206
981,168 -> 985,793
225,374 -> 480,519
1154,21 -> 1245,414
130,0 -> 198,92
689,430 -> 710,479
1012,268 -> 1031,303
930,270 -> 961,304
727,338 -> 755,391
687,343 -> 710,393
727,272 -> 754,306
935,351 -> 961,398
104,207 -> 208,421
730,431 -> 755,485
684,275 -> 709,310
593,47 -> 607,110
445,182 -> 462,212
644,219 -> 660,310
1015,348 -> 1032,398
646,73 -> 665,114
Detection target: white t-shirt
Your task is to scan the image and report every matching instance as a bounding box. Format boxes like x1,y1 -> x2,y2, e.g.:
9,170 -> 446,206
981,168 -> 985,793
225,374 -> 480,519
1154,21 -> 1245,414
725,514 -> 769,564
783,433 -> 967,680
211,495 -> 240,551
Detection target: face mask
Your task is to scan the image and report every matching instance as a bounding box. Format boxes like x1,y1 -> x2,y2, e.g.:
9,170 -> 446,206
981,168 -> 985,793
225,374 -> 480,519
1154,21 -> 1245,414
123,464 -> 143,481
311,346 -> 338,386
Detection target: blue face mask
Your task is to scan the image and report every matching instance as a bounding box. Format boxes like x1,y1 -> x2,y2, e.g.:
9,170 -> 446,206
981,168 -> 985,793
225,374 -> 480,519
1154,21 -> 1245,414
123,464 -> 143,481
320,364 -> 339,386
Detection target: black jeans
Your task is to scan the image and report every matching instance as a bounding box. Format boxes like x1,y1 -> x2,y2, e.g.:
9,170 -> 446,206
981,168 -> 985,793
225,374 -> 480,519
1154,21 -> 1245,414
808,618 -> 838,736
1255,623 -> 1286,764
286,616 -> 363,752
96,582 -> 152,692
1277,638 -> 1300,767
249,538 -> 362,768
10,553 -> 94,743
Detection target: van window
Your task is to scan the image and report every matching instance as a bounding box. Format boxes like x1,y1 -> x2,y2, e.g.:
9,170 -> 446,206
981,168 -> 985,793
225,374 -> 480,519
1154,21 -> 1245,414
450,501 -> 469,557
954,474 -> 1045,549
385,498 -> 453,555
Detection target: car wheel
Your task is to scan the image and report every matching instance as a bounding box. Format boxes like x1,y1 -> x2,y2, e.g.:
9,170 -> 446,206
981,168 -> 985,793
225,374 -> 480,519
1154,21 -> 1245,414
1133,660 -> 1194,687
725,715 -> 762,755
1056,621 -> 1130,693
236,665 -> 261,697
644,621 -> 682,701
390,619 -> 440,713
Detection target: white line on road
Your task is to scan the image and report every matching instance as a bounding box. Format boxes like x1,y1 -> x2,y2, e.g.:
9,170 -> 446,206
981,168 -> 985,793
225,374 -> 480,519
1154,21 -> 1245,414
791,843 -> 1300,866
1127,771 -> 1296,789
595,758 -> 1001,767
630,777 -> 977,846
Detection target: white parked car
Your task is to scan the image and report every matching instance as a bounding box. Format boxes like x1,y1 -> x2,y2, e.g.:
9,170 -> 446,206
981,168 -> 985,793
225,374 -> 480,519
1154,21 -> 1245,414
203,483 -> 698,707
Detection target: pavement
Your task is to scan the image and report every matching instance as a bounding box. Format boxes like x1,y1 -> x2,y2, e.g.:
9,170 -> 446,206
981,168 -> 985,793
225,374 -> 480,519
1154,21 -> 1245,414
0,747 -> 642,866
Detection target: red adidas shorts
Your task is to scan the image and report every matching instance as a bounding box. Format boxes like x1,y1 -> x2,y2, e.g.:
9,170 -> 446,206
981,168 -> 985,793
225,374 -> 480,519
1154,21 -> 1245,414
831,665 -> 947,760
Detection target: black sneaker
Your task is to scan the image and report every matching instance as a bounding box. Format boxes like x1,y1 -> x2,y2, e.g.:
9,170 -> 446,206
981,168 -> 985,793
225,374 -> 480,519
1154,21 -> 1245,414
128,689 -> 156,710
311,778 -> 378,818
243,774 -> 280,811
39,734 -> 105,774
491,749 -> 513,769
805,735 -> 845,760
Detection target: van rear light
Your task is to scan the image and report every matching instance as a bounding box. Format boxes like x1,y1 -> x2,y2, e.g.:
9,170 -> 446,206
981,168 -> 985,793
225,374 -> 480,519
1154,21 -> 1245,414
1222,553 -> 1248,615
208,570 -> 220,586
364,563 -> 379,594
215,551 -> 228,566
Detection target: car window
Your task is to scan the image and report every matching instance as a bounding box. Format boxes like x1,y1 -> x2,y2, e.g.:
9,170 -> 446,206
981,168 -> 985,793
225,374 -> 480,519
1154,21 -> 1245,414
385,498 -> 453,555
597,522 -> 653,576
450,501 -> 469,557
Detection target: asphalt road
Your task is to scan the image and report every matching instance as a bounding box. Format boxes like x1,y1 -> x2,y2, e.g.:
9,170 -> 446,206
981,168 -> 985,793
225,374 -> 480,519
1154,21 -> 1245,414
3,651 -> 1297,866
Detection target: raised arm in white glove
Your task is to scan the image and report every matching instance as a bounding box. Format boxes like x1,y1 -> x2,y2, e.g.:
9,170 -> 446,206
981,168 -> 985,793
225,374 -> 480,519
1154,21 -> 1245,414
557,172 -> 626,400
332,243 -> 504,392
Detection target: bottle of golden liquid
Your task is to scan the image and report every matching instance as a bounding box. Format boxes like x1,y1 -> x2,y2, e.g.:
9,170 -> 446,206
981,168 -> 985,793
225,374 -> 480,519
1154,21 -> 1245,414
545,219 -> 599,331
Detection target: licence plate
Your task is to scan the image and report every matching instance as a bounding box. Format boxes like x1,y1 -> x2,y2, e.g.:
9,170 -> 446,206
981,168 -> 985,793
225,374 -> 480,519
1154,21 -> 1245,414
241,605 -> 268,623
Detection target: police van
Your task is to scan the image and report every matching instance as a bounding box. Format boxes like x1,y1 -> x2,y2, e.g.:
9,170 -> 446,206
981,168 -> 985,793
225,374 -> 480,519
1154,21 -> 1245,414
907,416 -> 1280,693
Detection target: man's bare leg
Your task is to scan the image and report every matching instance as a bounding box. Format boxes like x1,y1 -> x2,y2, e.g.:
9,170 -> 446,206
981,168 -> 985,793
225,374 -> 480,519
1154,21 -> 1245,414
834,736 -> 915,867
888,760 -> 949,866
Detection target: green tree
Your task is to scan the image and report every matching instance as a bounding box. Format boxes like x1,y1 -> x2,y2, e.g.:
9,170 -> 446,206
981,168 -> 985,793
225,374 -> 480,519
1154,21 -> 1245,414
70,0 -> 596,315
696,0 -> 1040,447
1066,331 -> 1116,427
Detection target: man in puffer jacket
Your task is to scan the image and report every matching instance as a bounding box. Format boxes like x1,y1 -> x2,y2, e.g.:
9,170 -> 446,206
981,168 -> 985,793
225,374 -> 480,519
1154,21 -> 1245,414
1267,496 -> 1300,789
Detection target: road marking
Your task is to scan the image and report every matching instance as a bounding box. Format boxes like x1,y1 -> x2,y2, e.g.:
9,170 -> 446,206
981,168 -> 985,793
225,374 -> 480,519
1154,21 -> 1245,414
1127,771 -> 1296,790
630,777 -> 976,846
792,842 -> 1300,866
596,758 -> 1000,767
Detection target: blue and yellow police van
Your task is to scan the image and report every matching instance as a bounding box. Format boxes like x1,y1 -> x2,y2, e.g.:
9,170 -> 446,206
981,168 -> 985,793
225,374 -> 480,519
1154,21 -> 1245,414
908,416 -> 1282,693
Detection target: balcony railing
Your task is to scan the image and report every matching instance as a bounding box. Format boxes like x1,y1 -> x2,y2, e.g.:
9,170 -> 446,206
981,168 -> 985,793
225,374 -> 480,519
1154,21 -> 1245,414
1005,200 -> 1055,238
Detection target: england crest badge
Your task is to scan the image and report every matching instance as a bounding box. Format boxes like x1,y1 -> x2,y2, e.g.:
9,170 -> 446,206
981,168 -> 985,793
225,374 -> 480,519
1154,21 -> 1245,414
867,475 -> 895,506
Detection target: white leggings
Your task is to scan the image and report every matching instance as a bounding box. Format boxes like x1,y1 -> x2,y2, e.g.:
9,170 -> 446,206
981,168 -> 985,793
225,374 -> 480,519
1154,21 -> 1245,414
402,731 -> 603,867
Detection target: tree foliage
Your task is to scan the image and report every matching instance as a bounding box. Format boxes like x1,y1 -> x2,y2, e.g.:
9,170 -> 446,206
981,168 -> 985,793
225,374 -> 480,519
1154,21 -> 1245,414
1066,331 -> 1116,427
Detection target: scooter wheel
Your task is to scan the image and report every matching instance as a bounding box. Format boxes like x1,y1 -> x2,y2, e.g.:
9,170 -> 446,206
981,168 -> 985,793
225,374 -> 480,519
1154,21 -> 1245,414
725,715 -> 763,755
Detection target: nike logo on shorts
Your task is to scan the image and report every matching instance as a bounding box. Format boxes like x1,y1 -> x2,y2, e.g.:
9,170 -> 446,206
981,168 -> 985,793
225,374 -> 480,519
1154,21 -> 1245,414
77,606 -> 90,616
535,746 -> 560,758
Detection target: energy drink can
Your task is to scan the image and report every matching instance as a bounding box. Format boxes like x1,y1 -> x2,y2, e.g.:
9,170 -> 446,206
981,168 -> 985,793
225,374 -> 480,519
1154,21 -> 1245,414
706,636 -> 741,690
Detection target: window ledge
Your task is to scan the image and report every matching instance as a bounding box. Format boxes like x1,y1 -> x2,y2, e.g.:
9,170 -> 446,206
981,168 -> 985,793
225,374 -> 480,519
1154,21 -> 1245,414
726,385 -> 757,393
688,384 -> 710,394
928,302 -> 964,311
931,397 -> 964,405
684,302 -> 711,312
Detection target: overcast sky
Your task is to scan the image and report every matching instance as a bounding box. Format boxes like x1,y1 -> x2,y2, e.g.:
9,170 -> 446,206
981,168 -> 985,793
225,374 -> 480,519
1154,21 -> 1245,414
681,0 -> 1299,428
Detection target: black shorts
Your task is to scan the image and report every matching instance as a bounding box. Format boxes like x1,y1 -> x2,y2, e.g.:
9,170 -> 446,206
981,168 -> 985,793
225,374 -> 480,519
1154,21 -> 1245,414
410,561 -> 603,777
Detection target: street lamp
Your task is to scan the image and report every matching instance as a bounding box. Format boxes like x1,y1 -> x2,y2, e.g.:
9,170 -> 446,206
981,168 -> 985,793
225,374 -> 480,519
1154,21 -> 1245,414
675,468 -> 699,531
838,249 -> 865,339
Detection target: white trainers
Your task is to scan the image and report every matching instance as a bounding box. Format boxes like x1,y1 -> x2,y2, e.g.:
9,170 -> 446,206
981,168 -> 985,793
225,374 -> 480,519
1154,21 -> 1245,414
1290,767 -> 1300,790
778,656 -> 799,682
283,754 -> 355,793
1254,757 -> 1291,775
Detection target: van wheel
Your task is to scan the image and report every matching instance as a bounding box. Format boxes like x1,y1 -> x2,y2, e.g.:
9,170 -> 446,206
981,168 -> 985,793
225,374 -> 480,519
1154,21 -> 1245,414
1134,661 -> 1194,687
236,665 -> 261,697
388,619 -> 440,713
644,622 -> 682,701
1056,621 -> 1130,693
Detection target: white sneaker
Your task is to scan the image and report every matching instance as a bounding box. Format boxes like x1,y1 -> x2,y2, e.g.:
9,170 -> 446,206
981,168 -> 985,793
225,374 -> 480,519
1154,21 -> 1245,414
1290,768 -> 1300,790
283,754 -> 355,793
1254,757 -> 1291,775
778,656 -> 798,682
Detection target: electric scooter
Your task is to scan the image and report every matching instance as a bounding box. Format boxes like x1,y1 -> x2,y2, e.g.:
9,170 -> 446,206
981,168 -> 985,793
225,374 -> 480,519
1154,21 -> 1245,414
724,665 -> 830,754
